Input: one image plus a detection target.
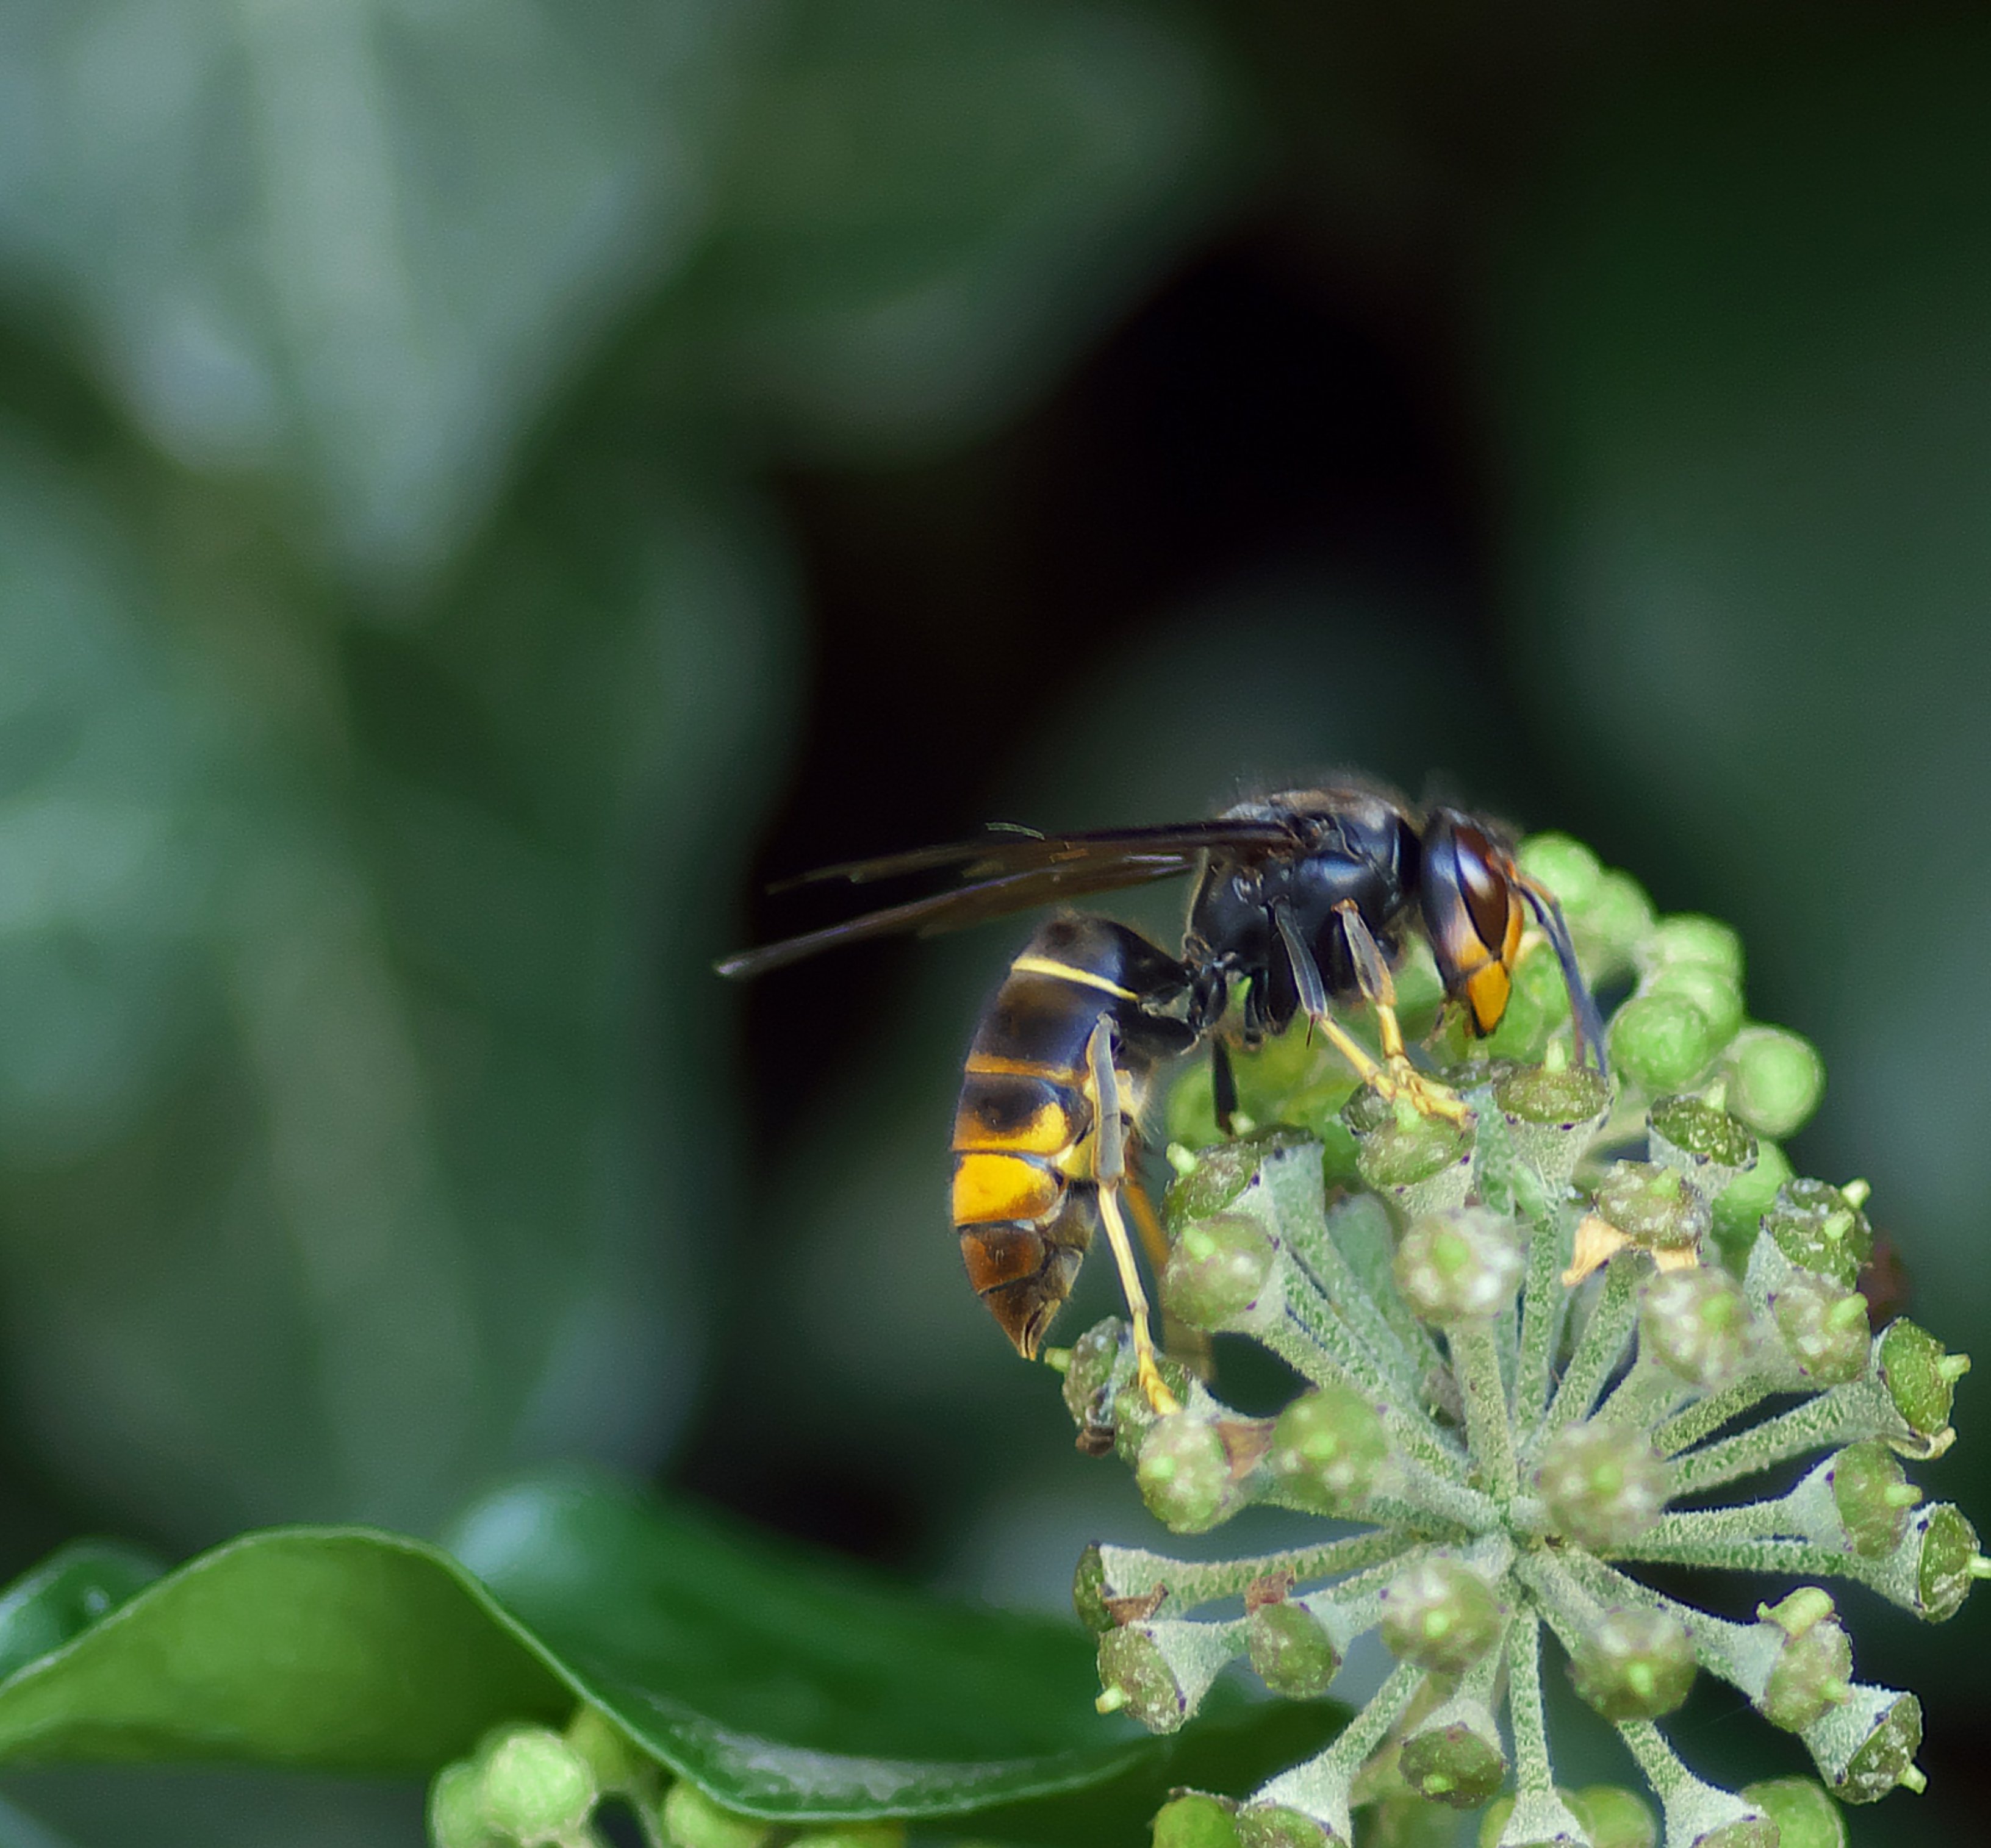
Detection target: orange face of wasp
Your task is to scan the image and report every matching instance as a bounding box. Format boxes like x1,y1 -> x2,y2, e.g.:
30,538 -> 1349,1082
1418,814 -> 1526,1036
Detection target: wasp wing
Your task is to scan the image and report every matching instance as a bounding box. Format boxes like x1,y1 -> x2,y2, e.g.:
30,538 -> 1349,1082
768,815 -> 1297,891
716,854 -> 1210,980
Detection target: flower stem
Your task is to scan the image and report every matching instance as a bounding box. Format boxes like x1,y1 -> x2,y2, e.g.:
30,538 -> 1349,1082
1451,1320 -> 1519,1500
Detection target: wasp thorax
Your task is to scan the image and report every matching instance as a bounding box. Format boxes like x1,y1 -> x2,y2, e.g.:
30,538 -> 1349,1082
1535,1422 -> 1671,1550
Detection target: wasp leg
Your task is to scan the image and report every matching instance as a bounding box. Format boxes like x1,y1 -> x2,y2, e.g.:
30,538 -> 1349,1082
1127,1174 -> 1214,1383
1085,1019 -> 1182,1416
1330,898 -> 1470,1124
1211,1037 -> 1239,1136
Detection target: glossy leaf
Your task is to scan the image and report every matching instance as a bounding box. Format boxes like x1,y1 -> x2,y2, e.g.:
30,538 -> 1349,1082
0,1475 -> 1341,1828
0,434 -> 788,1545
0,0 -> 737,581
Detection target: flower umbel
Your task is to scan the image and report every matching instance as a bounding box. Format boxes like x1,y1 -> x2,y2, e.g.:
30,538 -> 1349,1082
1067,834 -> 1980,1848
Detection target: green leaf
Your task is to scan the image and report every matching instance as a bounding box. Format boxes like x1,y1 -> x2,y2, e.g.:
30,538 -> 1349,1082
0,0 -> 741,581
0,431 -> 791,1544
0,1473 -> 1341,1830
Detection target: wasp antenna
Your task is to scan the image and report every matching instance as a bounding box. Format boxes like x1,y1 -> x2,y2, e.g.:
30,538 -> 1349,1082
1518,875 -> 1610,1080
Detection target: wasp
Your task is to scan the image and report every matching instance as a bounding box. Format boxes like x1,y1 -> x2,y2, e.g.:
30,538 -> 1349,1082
719,784 -> 1605,1416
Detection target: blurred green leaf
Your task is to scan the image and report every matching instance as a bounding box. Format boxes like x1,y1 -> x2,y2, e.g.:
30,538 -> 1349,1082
0,1473 -> 1341,1832
684,0 -> 1246,458
0,1 -> 738,582
0,431 -> 791,1542
0,1546 -> 163,1689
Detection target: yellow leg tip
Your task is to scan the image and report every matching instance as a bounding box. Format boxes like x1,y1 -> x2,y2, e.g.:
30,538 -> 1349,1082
1138,1358 -> 1182,1417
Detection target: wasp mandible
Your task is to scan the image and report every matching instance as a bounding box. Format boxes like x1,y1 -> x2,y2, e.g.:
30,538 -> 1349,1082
719,784 -> 1605,1416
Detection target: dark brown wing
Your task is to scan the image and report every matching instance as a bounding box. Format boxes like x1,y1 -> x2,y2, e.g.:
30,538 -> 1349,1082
768,815 -> 1299,891
720,813 -> 1309,980
716,855 -> 1208,980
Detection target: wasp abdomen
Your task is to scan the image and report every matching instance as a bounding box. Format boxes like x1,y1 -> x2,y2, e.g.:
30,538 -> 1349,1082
950,917 -> 1188,1358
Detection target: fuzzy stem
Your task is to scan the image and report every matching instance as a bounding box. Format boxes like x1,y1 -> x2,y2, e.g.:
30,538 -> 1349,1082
1450,1320 -> 1519,1500
1281,1198 -> 1435,1398
1096,1528 -> 1420,1614
1532,1252 -> 1642,1453
1261,1283 -> 1471,1486
1651,1370 -> 1785,1456
1604,1531 -> 1931,1611
1667,1378 -> 1915,1498
1612,1719 -> 1690,1799
1514,1200 -> 1571,1442
1507,1606 -> 1557,1796
1553,1548 -> 1781,1705
1595,1355 -> 1692,1433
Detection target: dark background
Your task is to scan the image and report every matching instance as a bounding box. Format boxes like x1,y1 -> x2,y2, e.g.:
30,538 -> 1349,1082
0,3 -> 1984,1841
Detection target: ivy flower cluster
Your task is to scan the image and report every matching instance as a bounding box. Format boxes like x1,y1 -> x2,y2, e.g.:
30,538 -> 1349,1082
1063,835 -> 1980,1848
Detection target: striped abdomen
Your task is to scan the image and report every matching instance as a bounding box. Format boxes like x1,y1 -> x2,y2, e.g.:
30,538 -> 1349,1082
951,915 -> 1195,1357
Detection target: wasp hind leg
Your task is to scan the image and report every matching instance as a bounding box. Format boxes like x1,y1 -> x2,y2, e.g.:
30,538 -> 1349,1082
1125,1173 -> 1214,1383
1084,1019 -> 1182,1416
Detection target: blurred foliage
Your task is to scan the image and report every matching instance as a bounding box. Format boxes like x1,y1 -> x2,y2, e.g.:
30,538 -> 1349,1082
0,1 -> 1984,1844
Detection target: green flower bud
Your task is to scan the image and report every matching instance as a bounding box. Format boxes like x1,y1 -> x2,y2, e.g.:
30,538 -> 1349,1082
1738,1779 -> 1844,1848
1757,1590 -> 1853,1732
788,1827 -> 905,1848
1566,1785 -> 1660,1848
428,1761 -> 500,1848
476,1725 -> 595,1844
1479,1786 -> 1640,1848
1640,1267 -> 1756,1388
1828,1442 -> 1918,1558
1137,1414 -> 1239,1534
1399,1699 -> 1508,1808
1592,1161 -> 1711,1256
1770,1274 -> 1870,1384
1535,1422 -> 1671,1550
1063,1318 -> 1129,1436
1711,1139 -> 1792,1272
1097,1617 -> 1237,1734
1760,1178 -> 1872,1288
1494,1064 -> 1612,1187
1166,1130 -> 1313,1228
1153,1792 -> 1243,1848
1233,1804 -> 1333,1848
1377,1555 -> 1506,1673
1245,1599 -> 1340,1698
1803,1685 -> 1923,1803
1646,961 -> 1745,1048
1911,1503 -> 1982,1621
1763,1627 -> 1853,1734
1640,915 -> 1745,983
1609,994 -> 1718,1094
1164,1212 -> 1277,1331
659,1782 -> 772,1848
1724,1026 -> 1825,1139
1646,1095 -> 1757,1197
1265,1385 -> 1387,1515
1355,1109 -> 1474,1212
1363,1792 -> 1471,1848
564,1705 -> 655,1800
1516,833 -> 1602,907
1393,1208 -> 1524,1323
1073,1544 -> 1114,1635
1877,1318 -> 1968,1437
1567,1606 -> 1696,1720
